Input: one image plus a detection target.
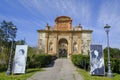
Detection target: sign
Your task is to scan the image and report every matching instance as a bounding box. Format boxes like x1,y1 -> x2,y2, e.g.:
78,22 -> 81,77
12,45 -> 28,74
90,45 -> 105,75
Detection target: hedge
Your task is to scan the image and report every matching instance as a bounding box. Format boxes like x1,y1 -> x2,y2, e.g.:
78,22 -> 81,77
0,54 -> 56,72
27,54 -> 56,68
71,54 -> 120,74
104,58 -> 120,74
71,54 -> 90,71
0,64 -> 7,72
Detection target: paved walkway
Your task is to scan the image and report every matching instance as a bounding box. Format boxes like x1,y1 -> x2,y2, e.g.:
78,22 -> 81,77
27,59 -> 83,80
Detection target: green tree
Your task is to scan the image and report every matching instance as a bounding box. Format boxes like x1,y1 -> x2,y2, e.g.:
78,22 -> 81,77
104,47 -> 120,58
0,28 -> 3,52
0,20 -> 17,48
0,20 -> 18,71
15,39 -> 26,45
0,27 -> 4,46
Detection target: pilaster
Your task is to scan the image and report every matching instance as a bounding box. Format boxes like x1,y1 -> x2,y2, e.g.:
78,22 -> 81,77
68,33 -> 73,58
45,33 -> 49,53
54,33 -> 58,55
78,36 -> 81,54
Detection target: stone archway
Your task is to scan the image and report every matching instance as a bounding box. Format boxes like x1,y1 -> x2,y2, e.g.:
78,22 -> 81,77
58,38 -> 68,58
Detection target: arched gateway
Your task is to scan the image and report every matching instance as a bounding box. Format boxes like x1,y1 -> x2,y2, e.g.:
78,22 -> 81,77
37,16 -> 93,57
58,38 -> 68,57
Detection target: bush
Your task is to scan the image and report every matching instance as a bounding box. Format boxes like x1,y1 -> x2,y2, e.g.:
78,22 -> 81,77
104,58 -> 120,74
27,54 -> 55,68
71,54 -> 90,71
0,64 -> 7,72
0,54 -> 8,72
71,54 -> 120,74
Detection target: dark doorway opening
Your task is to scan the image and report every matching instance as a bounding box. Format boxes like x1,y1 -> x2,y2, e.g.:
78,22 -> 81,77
59,49 -> 67,57
58,38 -> 68,58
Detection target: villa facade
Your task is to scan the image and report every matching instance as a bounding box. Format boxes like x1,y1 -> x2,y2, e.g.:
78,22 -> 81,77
37,16 -> 93,58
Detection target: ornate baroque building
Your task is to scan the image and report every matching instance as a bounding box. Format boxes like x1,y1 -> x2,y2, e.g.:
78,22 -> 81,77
37,16 -> 93,58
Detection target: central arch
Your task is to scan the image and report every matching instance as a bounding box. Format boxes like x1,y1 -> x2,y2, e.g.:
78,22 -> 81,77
58,38 -> 68,58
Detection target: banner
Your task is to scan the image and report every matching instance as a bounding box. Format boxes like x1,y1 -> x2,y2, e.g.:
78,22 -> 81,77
90,45 -> 105,75
12,45 -> 28,74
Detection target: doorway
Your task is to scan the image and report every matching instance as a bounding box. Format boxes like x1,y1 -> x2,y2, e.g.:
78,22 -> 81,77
58,38 -> 68,58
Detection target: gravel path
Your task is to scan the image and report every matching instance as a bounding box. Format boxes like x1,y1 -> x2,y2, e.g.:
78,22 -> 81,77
27,59 -> 83,80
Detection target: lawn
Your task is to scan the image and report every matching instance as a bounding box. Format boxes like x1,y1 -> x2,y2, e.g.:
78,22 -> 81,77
0,68 -> 44,80
77,68 -> 120,80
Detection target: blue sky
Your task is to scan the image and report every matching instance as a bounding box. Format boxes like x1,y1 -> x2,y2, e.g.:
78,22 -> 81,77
0,0 -> 120,48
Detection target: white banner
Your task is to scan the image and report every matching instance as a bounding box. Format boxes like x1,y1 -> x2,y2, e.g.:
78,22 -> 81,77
90,45 -> 105,75
12,45 -> 28,74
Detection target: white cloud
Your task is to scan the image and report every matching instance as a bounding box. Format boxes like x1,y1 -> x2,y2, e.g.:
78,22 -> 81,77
97,0 -> 120,48
17,0 -> 92,26
0,15 -> 44,46
3,0 -> 120,48
15,0 -> 93,46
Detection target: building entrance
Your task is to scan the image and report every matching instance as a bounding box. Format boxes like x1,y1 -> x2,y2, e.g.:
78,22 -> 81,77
58,38 -> 68,57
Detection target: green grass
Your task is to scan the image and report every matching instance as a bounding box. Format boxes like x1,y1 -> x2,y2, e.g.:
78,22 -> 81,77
0,68 -> 44,80
77,68 -> 120,80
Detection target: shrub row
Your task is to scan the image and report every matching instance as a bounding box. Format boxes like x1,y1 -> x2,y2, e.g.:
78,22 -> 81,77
71,54 -> 90,71
0,64 -> 7,72
27,54 -> 56,68
0,54 -> 56,72
104,58 -> 120,74
71,54 -> 120,74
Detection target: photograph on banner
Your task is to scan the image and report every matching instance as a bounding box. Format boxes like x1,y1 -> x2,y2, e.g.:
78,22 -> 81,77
90,44 -> 105,75
12,45 -> 28,74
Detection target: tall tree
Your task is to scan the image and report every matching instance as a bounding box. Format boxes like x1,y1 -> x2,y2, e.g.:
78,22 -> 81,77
0,28 -> 4,53
104,47 -> 120,58
0,28 -> 4,45
15,39 -> 26,45
0,20 -> 17,47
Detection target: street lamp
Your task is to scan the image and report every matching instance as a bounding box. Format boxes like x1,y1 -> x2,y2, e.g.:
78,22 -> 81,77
6,26 -> 17,75
104,24 -> 113,77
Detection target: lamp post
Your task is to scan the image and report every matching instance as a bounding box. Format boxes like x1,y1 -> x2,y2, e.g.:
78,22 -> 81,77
104,24 -> 113,77
6,26 -> 17,75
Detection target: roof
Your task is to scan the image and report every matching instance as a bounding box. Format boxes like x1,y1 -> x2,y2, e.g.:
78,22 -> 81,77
55,16 -> 72,22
